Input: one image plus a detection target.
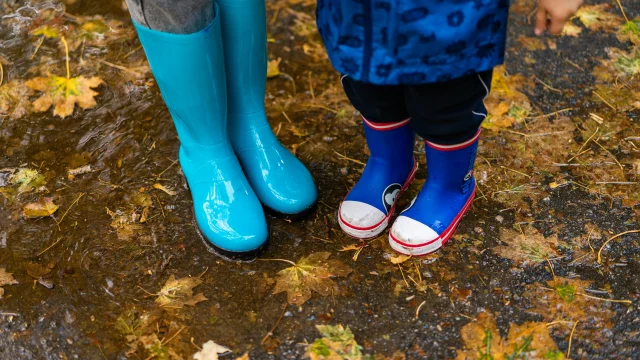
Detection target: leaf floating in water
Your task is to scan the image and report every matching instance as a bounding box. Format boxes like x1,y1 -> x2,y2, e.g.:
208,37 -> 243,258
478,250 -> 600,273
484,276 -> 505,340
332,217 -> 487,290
272,252 -> 352,305
23,197 -> 59,218
26,75 -> 103,118
267,58 -> 282,79
455,312 -> 562,360
0,80 -> 35,120
154,275 -> 208,308
153,183 -> 176,196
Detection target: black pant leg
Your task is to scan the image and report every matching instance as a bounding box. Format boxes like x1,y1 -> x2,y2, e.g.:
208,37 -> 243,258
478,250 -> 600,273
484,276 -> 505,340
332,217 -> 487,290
342,75 -> 410,124
404,70 -> 493,145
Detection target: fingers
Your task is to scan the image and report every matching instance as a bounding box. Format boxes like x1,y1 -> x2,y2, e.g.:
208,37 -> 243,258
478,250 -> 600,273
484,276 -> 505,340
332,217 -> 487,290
534,7 -> 547,36
548,13 -> 569,35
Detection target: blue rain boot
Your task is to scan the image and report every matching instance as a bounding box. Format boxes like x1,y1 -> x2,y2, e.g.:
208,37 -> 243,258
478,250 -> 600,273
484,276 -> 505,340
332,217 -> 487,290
133,8 -> 268,258
389,130 -> 480,255
338,118 -> 417,239
217,0 -> 317,218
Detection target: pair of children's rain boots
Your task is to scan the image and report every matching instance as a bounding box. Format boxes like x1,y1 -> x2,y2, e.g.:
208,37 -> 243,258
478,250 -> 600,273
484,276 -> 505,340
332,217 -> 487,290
134,0 -> 316,258
338,118 -> 479,256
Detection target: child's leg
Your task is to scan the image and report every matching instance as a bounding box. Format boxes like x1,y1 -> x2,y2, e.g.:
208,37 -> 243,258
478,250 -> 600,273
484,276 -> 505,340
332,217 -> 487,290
338,76 -> 417,239
389,70 -> 492,255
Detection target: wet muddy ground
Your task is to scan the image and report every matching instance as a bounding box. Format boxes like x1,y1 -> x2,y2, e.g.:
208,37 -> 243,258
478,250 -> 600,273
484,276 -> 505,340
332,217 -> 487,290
1,0 -> 639,359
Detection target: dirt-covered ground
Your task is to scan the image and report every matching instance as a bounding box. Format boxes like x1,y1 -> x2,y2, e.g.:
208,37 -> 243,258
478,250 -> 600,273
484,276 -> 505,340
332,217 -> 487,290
1,0 -> 639,359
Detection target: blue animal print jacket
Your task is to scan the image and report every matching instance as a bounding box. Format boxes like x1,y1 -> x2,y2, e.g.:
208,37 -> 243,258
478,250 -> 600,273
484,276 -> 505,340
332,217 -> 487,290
316,0 -> 510,85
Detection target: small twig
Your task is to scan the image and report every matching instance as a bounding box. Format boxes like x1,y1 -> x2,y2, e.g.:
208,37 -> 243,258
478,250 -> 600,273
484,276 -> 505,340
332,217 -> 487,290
137,285 -> 157,297
592,138 -> 624,173
55,193 -> 85,230
415,301 -> 427,320
593,91 -> 616,110
615,0 -> 630,22
37,237 -> 64,256
567,321 -> 579,359
598,229 -> 640,263
526,108 -> 573,120
0,312 -> 19,316
577,292 -> 632,304
568,128 -> 599,163
156,159 -> 178,181
535,77 -> 562,93
0,62 -> 3,87
162,326 -> 187,346
61,37 -> 70,79
30,36 -> 45,60
544,257 -> 556,280
500,166 -> 531,178
258,258 -> 297,267
281,111 -> 292,123
398,264 -> 409,287
99,59 -> 144,76
308,71 -> 315,99
334,151 -> 366,166
596,181 -> 636,185
123,45 -> 143,58
262,304 -> 287,344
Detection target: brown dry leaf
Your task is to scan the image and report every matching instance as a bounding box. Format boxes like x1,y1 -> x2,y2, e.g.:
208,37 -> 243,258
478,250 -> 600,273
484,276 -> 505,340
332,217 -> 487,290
23,197 -> 59,218
307,324 -> 363,360
523,277 -> 615,328
388,254 -> 411,264
192,340 -> 231,360
456,312 -> 563,360
267,58 -> 282,79
517,35 -> 546,51
26,75 -> 103,118
153,183 -> 176,196
25,261 -> 55,279
66,15 -> 135,51
483,65 -> 533,131
0,268 -> 19,299
0,80 -> 34,120
562,22 -> 583,37
272,252 -> 352,305
575,4 -> 623,32
493,227 -> 561,266
155,274 -> 208,308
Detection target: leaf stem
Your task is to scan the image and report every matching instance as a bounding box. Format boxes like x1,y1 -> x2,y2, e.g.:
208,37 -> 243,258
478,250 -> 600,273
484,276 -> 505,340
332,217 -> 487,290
597,229 -> 640,263
61,36 -> 70,79
259,258 -> 297,267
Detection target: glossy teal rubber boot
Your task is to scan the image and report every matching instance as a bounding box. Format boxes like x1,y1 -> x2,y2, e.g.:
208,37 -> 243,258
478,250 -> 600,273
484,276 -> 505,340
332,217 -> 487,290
133,9 -> 269,258
217,0 -> 317,219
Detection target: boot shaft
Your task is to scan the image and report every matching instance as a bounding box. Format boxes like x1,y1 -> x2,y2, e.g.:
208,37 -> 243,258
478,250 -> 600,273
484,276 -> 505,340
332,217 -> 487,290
424,130 -> 479,195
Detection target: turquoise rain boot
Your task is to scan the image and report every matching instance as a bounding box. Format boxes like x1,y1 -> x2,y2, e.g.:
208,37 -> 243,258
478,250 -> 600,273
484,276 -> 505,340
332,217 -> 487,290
133,7 -> 268,258
217,0 -> 317,218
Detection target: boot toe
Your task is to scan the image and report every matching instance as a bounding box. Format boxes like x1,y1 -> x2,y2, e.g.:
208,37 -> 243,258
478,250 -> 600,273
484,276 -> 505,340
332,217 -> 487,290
389,216 -> 443,256
338,200 -> 388,239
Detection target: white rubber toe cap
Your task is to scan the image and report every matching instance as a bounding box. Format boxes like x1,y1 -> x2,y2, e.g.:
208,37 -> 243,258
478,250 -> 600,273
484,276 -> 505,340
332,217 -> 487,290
338,201 -> 389,239
389,216 -> 443,256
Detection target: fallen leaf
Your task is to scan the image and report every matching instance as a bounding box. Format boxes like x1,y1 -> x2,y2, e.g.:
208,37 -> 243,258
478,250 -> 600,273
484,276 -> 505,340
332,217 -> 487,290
617,19 -> 640,45
25,261 -> 55,279
493,227 -> 561,266
0,268 -> 19,299
26,75 -> 103,118
153,183 -> 176,196
7,168 -> 46,194
388,254 -> 411,264
456,312 -> 562,360
267,58 -> 282,79
0,80 -> 34,120
68,164 -> 92,180
272,252 -> 352,305
483,65 -> 533,131
523,277 -> 615,328
23,197 -> 59,218
155,275 -> 208,308
193,340 -> 231,360
31,25 -> 61,39
307,324 -> 363,360
575,4 -> 623,32
562,22 -> 583,37
517,35 -> 546,51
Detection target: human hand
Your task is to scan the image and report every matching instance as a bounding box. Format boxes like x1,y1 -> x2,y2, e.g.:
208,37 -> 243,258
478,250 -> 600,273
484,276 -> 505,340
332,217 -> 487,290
535,0 -> 583,36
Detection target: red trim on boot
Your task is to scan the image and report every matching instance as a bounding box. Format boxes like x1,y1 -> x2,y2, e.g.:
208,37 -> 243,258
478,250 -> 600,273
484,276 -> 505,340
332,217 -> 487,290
362,116 -> 411,131
425,129 -> 481,152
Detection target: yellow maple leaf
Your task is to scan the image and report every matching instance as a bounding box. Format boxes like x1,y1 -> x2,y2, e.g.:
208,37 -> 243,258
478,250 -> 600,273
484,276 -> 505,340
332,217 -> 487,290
456,312 -> 563,360
267,58 -> 282,79
26,75 -> 103,118
575,4 -> 623,32
155,275 -> 208,308
23,197 -> 59,218
562,22 -> 583,37
307,325 -> 363,360
272,252 -> 352,305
